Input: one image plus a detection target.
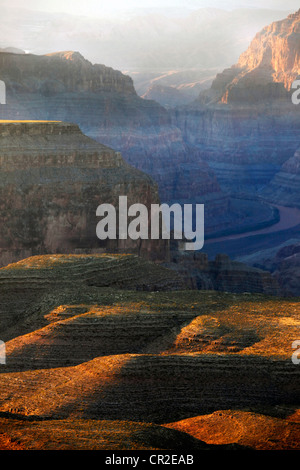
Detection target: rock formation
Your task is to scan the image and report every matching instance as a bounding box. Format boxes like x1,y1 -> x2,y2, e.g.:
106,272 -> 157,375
165,251 -> 280,295
0,50 -> 230,235
0,254 -> 187,342
0,254 -> 298,450
173,10 -> 300,196
142,84 -> 194,108
239,241 -> 300,297
200,9 -> 300,105
261,148 -> 300,208
0,120 -> 168,266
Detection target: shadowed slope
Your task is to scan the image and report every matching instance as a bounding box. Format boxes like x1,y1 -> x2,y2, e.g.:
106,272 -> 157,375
0,354 -> 298,423
165,410 -> 300,450
0,254 -> 187,341
0,417 -> 246,451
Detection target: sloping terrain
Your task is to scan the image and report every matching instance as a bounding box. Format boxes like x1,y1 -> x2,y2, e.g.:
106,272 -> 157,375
174,10 -> 300,197
0,254 -> 299,449
0,417 -> 245,451
0,254 -> 186,341
166,410 -> 300,450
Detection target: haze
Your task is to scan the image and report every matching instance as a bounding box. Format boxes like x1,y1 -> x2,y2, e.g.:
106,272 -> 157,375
1,0 -> 299,18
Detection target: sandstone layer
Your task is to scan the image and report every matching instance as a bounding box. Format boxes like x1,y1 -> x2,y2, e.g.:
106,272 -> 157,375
0,254 -> 298,449
0,254 -> 187,341
0,417 -> 244,451
200,9 -> 300,105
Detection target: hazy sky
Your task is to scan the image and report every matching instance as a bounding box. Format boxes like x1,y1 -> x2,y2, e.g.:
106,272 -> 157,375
1,0 -> 299,17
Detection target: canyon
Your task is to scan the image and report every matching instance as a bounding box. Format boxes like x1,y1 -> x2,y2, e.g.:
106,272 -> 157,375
0,254 -> 299,450
0,10 -> 298,283
0,7 -> 299,452
0,120 -> 168,266
0,47 -> 283,239
172,10 -> 300,289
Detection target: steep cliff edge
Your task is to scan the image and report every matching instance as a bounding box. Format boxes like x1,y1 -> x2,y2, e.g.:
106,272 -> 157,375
0,120 -> 167,266
201,9 -> 300,105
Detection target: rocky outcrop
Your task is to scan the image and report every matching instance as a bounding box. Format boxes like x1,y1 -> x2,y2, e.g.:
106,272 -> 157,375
261,148 -> 300,208
165,251 -> 280,295
199,9 -> 300,105
0,50 -> 135,95
237,239 -> 300,297
142,84 -> 193,108
173,99 -> 299,194
2,353 -> 298,423
0,416 -> 237,451
0,253 -> 299,449
173,10 -> 300,196
0,253 -> 188,341
272,243 -> 300,297
166,410 -> 300,450
0,120 -> 169,266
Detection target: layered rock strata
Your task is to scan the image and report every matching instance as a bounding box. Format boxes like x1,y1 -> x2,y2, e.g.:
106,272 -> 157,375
0,254 -> 298,449
166,251 -> 280,295
173,10 -> 300,194
261,148 -> 300,208
0,254 -> 187,341
0,120 -> 167,266
0,50 -> 229,233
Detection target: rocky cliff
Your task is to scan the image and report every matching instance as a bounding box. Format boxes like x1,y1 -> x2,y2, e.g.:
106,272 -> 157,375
0,254 -> 298,450
0,120 -> 168,266
165,251 -> 280,296
0,50 -> 230,235
238,240 -> 300,297
261,147 -> 300,208
200,9 -> 300,105
173,10 -> 300,197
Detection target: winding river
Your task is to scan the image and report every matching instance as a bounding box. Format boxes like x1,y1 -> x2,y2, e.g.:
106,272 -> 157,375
206,204 -> 300,244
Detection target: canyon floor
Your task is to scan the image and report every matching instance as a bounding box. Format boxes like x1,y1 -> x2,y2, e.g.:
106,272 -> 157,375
0,254 -> 299,451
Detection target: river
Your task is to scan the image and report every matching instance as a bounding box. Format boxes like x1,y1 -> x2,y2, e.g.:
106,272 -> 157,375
206,204 -> 300,244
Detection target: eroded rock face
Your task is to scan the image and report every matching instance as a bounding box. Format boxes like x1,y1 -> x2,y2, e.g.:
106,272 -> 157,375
0,50 -> 135,95
0,254 -> 188,340
201,9 -> 300,105
0,120 -> 168,266
273,242 -> 300,297
173,10 -> 300,195
261,148 -> 300,208
0,254 -> 298,449
165,251 -> 280,296
0,50 -> 229,233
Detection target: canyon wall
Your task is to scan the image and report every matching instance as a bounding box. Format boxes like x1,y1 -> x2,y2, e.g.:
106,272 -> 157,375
0,120 -> 167,266
0,50 -> 229,235
261,147 -> 300,208
173,10 -> 300,197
